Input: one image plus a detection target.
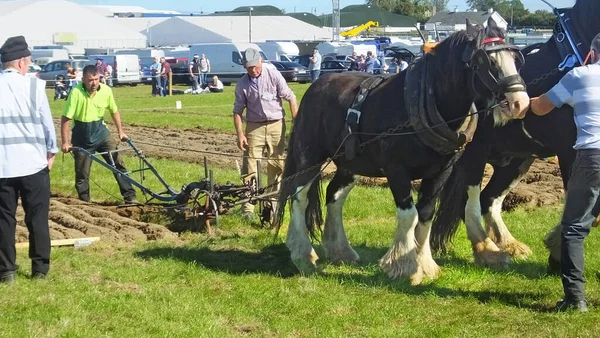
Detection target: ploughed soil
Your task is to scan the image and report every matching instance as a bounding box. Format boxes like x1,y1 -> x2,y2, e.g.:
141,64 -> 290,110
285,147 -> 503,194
21,121 -> 562,244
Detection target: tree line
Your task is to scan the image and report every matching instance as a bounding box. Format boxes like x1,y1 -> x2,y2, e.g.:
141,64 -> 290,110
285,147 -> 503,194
366,0 -> 558,27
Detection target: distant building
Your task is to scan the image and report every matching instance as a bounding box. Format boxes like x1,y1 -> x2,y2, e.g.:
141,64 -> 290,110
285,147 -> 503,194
425,8 -> 508,32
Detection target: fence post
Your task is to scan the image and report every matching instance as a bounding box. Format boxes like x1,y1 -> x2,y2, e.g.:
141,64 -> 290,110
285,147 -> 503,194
169,71 -> 172,96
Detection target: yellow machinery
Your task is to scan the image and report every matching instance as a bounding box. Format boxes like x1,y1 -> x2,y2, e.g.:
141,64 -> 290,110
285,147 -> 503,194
341,21 -> 380,37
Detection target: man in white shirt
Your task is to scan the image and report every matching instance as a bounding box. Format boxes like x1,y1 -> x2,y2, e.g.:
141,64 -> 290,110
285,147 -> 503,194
0,36 -> 58,284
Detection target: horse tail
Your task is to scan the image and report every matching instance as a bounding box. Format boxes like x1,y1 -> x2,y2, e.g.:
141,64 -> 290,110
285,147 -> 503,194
430,162 -> 467,254
274,130 -> 297,238
305,169 -> 323,239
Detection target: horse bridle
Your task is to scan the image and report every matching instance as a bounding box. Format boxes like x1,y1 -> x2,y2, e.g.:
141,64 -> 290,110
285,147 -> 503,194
463,37 -> 527,101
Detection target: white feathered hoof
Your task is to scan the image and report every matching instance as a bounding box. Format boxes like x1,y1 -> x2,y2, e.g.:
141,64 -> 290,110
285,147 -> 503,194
379,247 -> 419,281
473,238 -> 510,269
499,240 -> 532,260
418,253 -> 441,280
324,245 -> 360,266
291,249 -> 320,276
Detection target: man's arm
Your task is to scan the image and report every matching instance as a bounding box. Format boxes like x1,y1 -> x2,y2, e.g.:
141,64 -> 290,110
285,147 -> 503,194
530,94 -> 556,116
110,111 -> 127,141
60,116 -> 72,153
37,83 -> 58,169
233,83 -> 248,150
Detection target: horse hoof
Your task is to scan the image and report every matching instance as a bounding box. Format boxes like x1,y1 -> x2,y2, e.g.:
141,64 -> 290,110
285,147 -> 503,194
292,258 -> 319,276
474,250 -> 510,270
410,267 -> 425,286
325,247 -> 360,266
499,240 -> 532,260
379,251 -> 419,280
419,259 -> 441,279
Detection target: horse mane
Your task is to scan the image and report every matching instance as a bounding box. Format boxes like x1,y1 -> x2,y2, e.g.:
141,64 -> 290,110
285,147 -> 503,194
569,0 -> 600,49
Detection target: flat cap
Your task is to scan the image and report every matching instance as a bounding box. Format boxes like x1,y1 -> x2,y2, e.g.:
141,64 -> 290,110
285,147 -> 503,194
0,35 -> 31,63
242,47 -> 261,67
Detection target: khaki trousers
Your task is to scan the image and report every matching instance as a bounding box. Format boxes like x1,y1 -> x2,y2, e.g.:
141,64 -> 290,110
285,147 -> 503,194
241,119 -> 285,215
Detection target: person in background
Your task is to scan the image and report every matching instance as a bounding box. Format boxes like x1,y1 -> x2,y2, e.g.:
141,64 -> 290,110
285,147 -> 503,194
207,75 -> 224,93
528,32 -> 600,313
365,51 -> 376,74
0,35 -> 58,283
189,54 -> 201,91
159,57 -> 171,97
149,56 -> 162,96
105,63 -> 113,87
233,48 -> 298,221
308,48 -> 321,83
199,54 -> 210,88
66,63 -> 78,89
387,58 -> 399,74
95,57 -> 108,84
399,57 -> 409,72
60,65 -> 137,204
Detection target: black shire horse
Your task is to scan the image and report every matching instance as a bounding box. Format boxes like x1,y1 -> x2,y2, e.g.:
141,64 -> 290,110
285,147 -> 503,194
431,0 -> 600,270
274,18 -> 529,285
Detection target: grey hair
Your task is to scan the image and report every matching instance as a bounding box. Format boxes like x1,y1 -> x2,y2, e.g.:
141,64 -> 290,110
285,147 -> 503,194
591,32 -> 600,52
2,58 -> 21,69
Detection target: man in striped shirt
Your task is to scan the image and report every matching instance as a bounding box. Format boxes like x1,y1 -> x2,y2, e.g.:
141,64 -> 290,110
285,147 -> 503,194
530,32 -> 600,313
0,36 -> 58,284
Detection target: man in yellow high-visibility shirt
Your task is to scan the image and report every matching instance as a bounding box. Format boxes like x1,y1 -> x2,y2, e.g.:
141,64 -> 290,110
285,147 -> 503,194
60,65 -> 137,203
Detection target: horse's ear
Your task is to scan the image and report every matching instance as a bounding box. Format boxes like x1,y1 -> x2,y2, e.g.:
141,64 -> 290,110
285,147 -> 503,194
487,16 -> 498,31
466,18 -> 478,39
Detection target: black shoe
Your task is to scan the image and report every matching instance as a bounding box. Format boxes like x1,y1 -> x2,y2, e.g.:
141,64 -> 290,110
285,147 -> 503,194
0,272 -> 16,284
31,272 -> 46,280
555,299 -> 589,313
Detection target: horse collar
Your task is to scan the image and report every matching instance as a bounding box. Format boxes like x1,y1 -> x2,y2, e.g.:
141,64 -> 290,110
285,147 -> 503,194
404,54 -> 479,155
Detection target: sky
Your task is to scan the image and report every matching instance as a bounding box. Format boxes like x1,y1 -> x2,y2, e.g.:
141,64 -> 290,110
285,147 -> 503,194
67,0 -> 576,15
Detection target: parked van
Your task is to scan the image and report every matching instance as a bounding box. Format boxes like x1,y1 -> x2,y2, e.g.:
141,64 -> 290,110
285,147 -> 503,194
256,41 -> 299,62
88,54 -> 141,85
188,43 -> 267,85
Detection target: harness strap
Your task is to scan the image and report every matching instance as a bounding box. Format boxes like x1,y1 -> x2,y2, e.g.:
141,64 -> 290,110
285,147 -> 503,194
343,75 -> 389,160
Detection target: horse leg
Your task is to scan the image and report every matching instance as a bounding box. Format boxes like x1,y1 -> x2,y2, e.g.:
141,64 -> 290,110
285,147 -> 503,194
482,158 -> 535,259
286,175 -> 320,275
322,171 -> 359,265
414,177 -> 447,282
379,168 -> 421,284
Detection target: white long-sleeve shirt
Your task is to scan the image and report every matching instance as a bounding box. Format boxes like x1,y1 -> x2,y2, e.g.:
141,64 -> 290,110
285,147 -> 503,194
0,69 -> 58,178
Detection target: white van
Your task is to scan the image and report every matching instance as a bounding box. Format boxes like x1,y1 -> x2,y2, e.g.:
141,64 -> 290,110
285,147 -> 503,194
114,49 -> 165,58
31,49 -> 70,61
256,42 -> 299,62
188,43 -> 267,85
88,54 -> 141,85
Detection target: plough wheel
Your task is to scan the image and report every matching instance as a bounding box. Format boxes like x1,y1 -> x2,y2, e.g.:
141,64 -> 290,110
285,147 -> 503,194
188,190 -> 219,234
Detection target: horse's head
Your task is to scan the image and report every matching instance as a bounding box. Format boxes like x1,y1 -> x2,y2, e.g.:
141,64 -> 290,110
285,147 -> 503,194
463,17 -> 530,125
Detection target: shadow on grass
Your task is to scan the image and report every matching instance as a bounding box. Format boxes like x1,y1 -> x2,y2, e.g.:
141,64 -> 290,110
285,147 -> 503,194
135,243 -> 299,278
135,242 -> 560,312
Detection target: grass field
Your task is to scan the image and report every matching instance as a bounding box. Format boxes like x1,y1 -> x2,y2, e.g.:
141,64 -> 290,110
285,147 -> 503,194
2,84 -> 600,337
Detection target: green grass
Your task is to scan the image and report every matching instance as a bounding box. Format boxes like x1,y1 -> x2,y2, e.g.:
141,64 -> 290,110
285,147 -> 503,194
4,85 -> 600,337
47,83 -> 311,132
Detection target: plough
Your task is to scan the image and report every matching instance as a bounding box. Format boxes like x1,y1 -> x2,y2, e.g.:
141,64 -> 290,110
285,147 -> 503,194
71,139 -> 279,232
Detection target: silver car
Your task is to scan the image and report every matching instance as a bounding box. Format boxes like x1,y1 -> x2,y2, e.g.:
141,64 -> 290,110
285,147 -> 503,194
38,59 -> 93,85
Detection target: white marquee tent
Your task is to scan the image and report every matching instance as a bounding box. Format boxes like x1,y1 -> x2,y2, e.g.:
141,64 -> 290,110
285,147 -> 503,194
0,0 -> 147,48
145,16 -> 332,46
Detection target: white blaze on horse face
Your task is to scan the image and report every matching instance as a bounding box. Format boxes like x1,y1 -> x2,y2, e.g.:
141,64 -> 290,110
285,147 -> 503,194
491,50 -> 530,124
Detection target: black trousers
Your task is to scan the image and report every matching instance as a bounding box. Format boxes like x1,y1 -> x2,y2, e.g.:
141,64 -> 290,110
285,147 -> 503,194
0,168 -> 51,275
73,136 -> 136,202
560,149 -> 600,301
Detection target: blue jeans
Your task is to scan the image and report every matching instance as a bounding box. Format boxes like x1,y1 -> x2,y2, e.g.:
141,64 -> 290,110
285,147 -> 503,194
310,69 -> 320,83
160,77 -> 169,96
560,149 -> 600,301
200,72 -> 208,87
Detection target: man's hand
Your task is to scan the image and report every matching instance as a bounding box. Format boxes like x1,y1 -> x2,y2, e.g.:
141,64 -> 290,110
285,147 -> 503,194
61,142 -> 72,153
119,133 -> 129,142
47,153 -> 56,170
237,134 -> 248,151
